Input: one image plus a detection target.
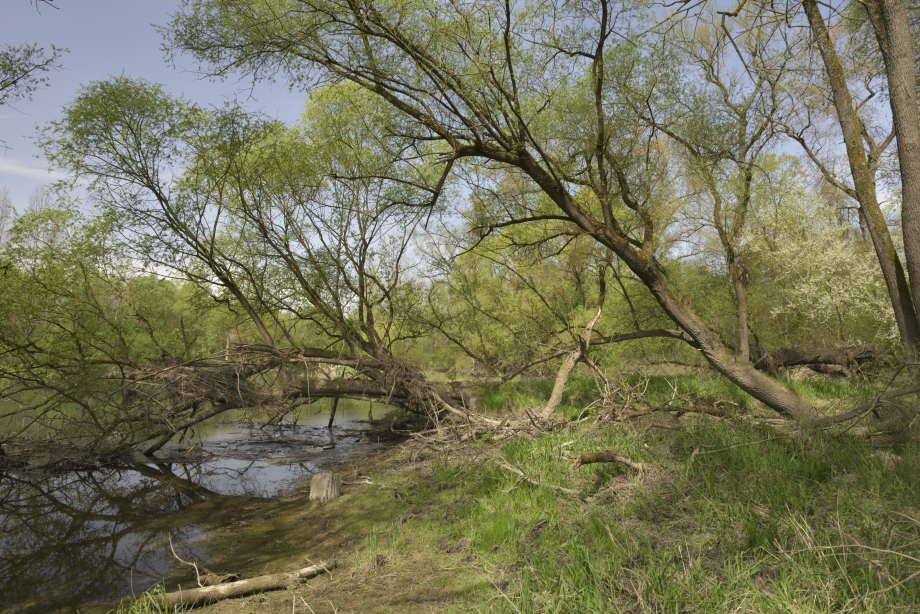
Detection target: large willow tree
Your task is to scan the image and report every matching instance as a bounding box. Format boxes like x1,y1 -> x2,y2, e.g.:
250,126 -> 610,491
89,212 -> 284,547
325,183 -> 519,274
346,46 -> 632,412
163,0 -> 832,419
1,77 -> 494,460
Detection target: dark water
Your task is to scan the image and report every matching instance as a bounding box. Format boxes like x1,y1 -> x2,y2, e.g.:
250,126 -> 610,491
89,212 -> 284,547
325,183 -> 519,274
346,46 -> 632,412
0,401 -> 385,614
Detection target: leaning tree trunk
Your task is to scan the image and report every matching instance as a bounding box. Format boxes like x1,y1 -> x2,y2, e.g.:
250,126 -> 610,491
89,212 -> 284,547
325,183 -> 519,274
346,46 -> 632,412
541,265 -> 607,419
639,265 -> 818,421
516,155 -> 818,421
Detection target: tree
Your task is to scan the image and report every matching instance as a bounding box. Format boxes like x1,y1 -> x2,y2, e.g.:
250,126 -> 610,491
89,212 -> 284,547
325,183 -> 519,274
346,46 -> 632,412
21,76 -> 491,460
784,0 -> 920,366
164,0 -> 820,420
0,188 -> 12,247
1,1 -> 67,147
0,43 -> 65,108
746,156 -> 897,351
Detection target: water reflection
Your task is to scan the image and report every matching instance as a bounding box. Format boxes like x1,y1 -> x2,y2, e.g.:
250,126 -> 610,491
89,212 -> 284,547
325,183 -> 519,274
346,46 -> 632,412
0,463 -> 230,613
0,401 -> 382,614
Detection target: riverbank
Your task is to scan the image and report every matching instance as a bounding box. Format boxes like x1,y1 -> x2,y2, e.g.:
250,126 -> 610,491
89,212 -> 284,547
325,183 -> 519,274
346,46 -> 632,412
124,398 -> 920,613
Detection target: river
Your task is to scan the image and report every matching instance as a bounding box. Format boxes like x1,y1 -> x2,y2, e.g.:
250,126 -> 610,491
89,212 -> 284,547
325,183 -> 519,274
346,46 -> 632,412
0,400 -> 387,614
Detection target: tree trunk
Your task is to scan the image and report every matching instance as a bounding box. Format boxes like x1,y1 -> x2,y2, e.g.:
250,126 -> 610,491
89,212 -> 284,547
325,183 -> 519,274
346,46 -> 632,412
753,345 -> 878,378
128,562 -> 335,609
514,155 -> 818,421
541,265 -> 607,419
327,397 -> 339,428
730,258 -> 750,362
640,268 -> 818,420
309,472 -> 341,503
803,0 -> 920,363
865,0 -> 920,356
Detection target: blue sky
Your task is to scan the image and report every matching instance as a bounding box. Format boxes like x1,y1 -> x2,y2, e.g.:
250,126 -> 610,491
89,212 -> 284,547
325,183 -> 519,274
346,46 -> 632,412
0,0 -> 304,209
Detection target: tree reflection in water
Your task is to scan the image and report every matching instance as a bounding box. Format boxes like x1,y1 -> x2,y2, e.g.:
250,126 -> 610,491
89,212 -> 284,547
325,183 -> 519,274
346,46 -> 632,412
0,462 -> 262,613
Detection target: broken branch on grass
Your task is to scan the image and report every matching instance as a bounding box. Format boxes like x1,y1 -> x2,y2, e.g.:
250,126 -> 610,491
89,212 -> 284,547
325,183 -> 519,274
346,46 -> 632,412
688,435 -> 799,465
491,457 -> 588,500
572,450 -> 644,471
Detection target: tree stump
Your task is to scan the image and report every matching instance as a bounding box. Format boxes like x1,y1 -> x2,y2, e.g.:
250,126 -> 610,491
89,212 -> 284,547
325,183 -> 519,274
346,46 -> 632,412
309,472 -> 341,503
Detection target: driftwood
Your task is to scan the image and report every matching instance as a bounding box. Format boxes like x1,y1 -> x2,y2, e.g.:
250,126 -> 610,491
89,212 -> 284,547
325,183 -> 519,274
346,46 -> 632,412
310,472 -> 342,503
753,345 -> 878,378
572,450 -> 644,471
128,561 -> 335,609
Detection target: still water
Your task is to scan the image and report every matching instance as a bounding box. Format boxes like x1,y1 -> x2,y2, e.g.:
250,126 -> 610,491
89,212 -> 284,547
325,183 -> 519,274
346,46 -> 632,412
0,400 -> 385,614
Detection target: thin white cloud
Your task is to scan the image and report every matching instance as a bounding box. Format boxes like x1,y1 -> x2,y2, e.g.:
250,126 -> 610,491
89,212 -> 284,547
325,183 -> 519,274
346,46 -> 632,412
0,158 -> 69,181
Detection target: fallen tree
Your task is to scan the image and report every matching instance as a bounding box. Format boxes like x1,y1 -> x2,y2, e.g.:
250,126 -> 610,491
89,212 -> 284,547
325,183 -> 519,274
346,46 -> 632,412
0,79 -> 512,467
753,345 -> 880,378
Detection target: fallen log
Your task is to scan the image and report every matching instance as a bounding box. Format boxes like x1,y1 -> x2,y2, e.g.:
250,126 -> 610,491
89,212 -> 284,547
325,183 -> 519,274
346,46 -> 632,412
128,561 -> 335,609
753,345 -> 878,378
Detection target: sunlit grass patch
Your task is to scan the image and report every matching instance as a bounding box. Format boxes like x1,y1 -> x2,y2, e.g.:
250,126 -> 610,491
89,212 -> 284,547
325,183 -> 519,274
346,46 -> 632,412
431,420 -> 920,613
480,377 -> 597,416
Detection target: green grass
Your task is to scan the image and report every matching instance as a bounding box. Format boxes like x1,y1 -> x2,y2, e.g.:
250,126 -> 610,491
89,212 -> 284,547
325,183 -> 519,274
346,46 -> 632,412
103,586 -> 188,613
480,377 -> 606,418
170,372 -> 919,612
400,421 -> 920,613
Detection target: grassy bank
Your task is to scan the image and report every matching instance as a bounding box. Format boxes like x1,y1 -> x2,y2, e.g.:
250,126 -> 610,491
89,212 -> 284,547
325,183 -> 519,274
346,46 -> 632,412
112,376 -> 919,613
479,375 -> 888,418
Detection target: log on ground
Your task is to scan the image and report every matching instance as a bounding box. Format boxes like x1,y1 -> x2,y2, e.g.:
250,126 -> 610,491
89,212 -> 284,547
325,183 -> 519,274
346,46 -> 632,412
129,561 -> 335,609
753,345 -> 878,378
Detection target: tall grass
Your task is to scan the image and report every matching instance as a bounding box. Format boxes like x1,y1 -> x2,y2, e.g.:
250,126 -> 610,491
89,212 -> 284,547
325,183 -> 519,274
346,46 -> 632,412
425,421 -> 920,612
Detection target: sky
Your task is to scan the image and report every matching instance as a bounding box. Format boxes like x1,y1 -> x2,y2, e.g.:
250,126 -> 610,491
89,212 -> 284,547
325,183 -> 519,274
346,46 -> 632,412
0,0 -> 304,210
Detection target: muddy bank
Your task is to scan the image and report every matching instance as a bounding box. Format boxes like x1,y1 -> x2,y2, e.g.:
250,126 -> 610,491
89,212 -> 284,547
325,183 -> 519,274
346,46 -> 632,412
142,438 -> 491,614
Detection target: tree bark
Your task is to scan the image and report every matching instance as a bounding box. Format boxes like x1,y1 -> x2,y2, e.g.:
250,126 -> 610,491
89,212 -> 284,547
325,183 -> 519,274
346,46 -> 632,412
730,260 -> 750,362
309,472 -> 341,503
864,0 -> 920,356
753,345 -> 878,378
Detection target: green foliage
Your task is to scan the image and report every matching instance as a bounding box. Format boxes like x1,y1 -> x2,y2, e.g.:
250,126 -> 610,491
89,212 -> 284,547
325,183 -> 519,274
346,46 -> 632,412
745,157 -> 896,349
0,42 -> 66,107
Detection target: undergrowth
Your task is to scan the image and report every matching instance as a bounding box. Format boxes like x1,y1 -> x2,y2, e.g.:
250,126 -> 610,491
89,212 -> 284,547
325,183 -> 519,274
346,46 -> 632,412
481,375 -> 889,419
105,586 -> 188,613
127,374 -> 917,613
383,418 -> 920,613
